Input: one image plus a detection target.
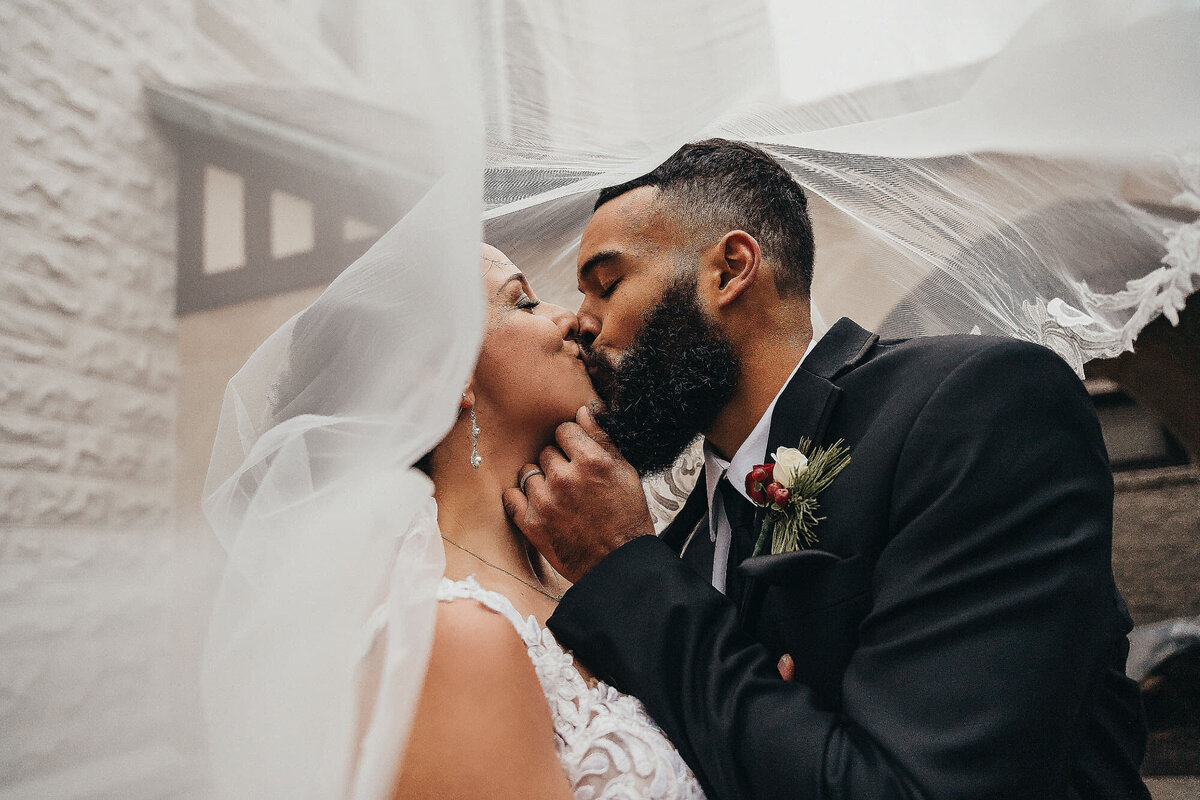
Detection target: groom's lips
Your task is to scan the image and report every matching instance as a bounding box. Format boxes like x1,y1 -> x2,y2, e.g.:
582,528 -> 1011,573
579,349 -> 618,403
577,349 -> 597,374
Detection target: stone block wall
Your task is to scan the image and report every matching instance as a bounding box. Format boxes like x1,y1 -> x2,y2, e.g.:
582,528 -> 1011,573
0,0 -> 183,532
0,1 -> 236,795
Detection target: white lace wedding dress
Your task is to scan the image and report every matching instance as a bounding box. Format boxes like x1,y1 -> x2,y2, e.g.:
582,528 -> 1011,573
437,576 -> 707,800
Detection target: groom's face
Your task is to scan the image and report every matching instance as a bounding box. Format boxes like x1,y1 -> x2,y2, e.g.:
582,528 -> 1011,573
576,187 -> 741,475
576,187 -> 682,378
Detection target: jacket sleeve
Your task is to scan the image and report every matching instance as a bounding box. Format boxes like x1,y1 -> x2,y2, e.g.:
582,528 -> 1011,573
548,340 -> 1130,799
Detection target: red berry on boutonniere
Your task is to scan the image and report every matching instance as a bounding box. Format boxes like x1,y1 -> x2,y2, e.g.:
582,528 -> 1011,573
742,438 -> 853,557
745,474 -> 766,504
745,463 -> 773,504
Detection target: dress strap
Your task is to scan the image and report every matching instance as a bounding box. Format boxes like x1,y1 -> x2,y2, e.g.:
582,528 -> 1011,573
437,576 -> 540,646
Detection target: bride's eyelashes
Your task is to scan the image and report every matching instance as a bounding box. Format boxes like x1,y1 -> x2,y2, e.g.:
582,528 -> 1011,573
516,292 -> 541,311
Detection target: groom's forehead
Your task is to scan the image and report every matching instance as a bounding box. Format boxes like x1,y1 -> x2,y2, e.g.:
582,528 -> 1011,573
580,188 -> 674,264
588,186 -> 659,233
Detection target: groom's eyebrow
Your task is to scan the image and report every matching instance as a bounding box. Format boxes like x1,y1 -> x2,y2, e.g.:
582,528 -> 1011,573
578,250 -> 621,288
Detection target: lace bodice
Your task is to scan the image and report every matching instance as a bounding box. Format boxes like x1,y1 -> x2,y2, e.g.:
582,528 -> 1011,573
437,577 -> 706,800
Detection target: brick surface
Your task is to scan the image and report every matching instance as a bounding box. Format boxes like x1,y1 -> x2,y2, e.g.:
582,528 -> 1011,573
0,0 -> 342,791
1112,467 -> 1200,626
0,2 -> 228,793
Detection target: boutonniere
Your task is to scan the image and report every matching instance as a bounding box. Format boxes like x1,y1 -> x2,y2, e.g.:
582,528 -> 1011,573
744,438 -> 851,556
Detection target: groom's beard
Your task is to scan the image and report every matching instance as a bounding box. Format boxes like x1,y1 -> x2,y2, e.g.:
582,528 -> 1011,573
584,275 -> 740,476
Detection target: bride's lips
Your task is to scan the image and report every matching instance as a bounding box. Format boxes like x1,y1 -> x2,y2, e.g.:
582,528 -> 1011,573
576,348 -> 598,376
567,342 -> 590,371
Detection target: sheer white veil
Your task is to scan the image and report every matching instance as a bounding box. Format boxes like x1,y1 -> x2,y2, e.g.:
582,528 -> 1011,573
200,216 -> 483,798
197,4 -> 487,796
483,0 -> 1199,375
189,0 -> 1195,796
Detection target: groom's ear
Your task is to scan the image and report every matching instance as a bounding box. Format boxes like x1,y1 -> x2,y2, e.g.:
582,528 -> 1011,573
710,230 -> 761,310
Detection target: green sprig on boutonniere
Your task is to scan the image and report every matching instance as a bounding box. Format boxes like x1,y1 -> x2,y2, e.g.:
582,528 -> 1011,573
744,438 -> 852,556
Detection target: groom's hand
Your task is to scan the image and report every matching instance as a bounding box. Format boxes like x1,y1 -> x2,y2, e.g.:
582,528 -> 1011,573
503,406 -> 654,583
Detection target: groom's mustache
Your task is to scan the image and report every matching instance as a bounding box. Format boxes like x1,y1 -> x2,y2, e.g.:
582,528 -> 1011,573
578,339 -> 619,404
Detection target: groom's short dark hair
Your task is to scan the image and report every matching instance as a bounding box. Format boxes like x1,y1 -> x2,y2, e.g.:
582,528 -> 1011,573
595,139 -> 815,297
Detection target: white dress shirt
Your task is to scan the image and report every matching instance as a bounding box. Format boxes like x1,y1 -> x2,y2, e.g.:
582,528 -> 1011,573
693,338 -> 818,594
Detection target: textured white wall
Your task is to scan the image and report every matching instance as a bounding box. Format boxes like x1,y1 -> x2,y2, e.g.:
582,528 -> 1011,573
0,0 -> 397,792
1,0 -> 186,792
0,0 -> 184,526
1,1 -> 236,796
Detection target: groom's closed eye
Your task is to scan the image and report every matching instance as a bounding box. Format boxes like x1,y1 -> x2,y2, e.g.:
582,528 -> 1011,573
577,249 -> 622,295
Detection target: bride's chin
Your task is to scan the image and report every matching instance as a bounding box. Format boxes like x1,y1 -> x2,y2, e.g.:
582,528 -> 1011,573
555,371 -> 601,413
544,391 -> 599,429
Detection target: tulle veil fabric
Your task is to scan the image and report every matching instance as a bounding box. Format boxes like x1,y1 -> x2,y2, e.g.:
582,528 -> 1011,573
194,0 -> 1199,796
197,4 -> 487,796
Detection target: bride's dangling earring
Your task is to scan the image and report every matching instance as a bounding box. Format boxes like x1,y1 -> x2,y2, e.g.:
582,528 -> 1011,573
466,396 -> 482,470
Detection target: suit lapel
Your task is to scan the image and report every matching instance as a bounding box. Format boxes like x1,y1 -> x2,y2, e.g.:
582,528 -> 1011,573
657,319 -> 881,621
763,368 -> 841,466
764,317 -> 879,461
736,318 -> 879,618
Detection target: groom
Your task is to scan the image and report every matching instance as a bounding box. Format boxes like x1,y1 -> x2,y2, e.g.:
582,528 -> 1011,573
503,140 -> 1149,799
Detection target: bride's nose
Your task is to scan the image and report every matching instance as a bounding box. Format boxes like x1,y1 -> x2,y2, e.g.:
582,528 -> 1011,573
543,302 -> 580,340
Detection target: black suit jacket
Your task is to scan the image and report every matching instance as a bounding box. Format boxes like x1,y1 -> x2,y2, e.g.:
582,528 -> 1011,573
548,318 -> 1149,800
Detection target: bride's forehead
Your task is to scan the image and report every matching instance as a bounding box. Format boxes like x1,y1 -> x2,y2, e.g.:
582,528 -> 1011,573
480,247 -> 517,280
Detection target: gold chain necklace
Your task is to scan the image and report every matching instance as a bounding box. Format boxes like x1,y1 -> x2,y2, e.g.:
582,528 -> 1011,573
440,535 -> 563,601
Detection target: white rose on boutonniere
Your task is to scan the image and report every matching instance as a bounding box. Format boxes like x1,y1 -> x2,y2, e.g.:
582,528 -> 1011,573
745,438 -> 852,556
771,446 -> 809,484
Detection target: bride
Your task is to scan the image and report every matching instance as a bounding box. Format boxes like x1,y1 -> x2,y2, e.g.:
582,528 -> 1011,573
391,245 -> 703,798
201,241 -> 708,799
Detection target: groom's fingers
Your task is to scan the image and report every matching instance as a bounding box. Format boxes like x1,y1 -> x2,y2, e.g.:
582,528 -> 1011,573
554,421 -> 595,462
538,444 -> 569,477
554,406 -> 617,463
501,486 -> 531,528
777,654 -> 795,681
503,466 -> 564,574
576,406 -> 617,453
504,464 -> 545,531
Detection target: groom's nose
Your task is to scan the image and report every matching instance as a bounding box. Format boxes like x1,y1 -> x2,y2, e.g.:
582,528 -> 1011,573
542,302 -> 580,340
576,305 -> 601,343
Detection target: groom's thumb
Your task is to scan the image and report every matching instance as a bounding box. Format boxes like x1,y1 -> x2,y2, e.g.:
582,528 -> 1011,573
502,487 -> 530,527
577,405 -> 616,452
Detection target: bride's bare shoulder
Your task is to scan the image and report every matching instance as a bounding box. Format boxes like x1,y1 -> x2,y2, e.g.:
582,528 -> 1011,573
431,597 -> 530,665
394,599 -> 572,799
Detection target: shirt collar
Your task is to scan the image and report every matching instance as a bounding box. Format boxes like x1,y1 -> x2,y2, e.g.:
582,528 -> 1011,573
703,337 -> 819,507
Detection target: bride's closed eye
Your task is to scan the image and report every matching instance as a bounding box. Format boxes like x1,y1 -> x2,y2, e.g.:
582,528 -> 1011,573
516,291 -> 541,311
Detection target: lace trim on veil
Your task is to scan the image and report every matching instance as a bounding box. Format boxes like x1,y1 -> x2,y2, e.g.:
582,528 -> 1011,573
1025,153 -> 1200,375
642,441 -> 705,533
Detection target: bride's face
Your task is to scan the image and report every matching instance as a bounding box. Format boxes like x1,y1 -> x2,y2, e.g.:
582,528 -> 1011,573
472,246 -> 597,433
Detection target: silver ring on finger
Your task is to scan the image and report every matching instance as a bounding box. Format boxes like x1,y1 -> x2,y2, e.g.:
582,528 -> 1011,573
519,467 -> 544,493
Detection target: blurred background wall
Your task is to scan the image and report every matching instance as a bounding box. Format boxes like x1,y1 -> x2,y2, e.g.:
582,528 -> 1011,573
0,1 -> 331,795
